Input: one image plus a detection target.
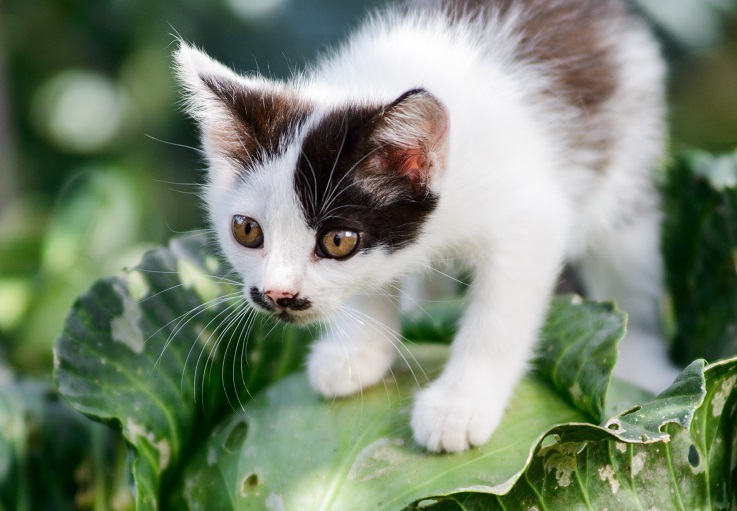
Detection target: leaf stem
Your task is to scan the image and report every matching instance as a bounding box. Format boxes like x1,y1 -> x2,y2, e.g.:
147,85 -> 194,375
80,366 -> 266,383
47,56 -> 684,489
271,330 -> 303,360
663,439 -> 686,511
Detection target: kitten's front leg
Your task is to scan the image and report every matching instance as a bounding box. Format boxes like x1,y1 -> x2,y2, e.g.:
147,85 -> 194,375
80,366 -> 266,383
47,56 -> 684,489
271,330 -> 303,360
307,289 -> 399,398
411,218 -> 568,452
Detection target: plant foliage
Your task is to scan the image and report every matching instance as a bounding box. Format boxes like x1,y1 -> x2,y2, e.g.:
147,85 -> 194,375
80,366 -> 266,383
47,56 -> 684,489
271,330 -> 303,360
52,228 -> 737,509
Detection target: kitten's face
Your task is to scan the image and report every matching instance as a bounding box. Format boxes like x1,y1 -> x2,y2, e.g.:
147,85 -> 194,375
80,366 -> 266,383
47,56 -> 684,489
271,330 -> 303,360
176,44 -> 448,323
209,144 -> 405,324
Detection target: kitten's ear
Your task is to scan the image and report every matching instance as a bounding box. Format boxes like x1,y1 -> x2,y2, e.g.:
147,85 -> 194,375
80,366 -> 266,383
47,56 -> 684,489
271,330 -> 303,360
174,42 -> 247,156
174,42 -> 304,168
371,89 -> 449,193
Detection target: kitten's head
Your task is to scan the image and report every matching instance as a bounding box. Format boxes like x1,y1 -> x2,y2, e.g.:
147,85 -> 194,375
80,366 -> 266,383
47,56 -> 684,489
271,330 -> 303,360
175,43 -> 449,324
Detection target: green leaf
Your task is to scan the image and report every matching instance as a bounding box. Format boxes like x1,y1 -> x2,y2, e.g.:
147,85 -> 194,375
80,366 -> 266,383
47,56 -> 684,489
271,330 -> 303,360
535,296 -> 624,421
602,359 -> 706,444
400,302 -> 462,345
0,375 -> 123,511
174,350 -> 736,511
54,235 -> 313,510
663,151 -> 737,364
174,345 -> 589,511
171,295 -> 628,510
411,357 -> 737,511
54,231 -> 737,511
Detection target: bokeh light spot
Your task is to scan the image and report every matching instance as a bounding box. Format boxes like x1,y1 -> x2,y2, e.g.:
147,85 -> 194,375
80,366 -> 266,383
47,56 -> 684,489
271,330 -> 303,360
225,0 -> 287,20
32,70 -> 129,154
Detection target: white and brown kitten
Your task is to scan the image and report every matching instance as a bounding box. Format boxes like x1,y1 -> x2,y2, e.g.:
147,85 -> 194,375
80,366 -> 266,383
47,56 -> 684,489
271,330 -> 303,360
175,0 -> 680,452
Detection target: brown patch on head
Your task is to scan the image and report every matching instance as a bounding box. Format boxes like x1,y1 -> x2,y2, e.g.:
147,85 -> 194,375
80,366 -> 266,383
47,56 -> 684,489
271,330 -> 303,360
441,0 -> 622,111
200,75 -> 313,172
435,0 -> 633,171
506,0 -> 621,111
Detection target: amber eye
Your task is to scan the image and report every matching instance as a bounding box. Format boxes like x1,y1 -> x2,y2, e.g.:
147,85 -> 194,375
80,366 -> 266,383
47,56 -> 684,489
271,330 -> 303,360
317,229 -> 360,259
232,215 -> 264,248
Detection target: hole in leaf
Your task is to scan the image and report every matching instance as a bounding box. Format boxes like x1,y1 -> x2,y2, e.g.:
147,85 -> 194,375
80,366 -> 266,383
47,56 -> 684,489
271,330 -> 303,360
241,473 -> 260,495
541,435 -> 558,448
225,421 -> 248,452
619,405 -> 641,417
688,444 -> 700,467
607,423 -> 620,431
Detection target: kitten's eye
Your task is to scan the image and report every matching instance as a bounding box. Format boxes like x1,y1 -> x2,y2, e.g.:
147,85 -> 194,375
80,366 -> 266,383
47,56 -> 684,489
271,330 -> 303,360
317,229 -> 360,259
232,215 -> 264,248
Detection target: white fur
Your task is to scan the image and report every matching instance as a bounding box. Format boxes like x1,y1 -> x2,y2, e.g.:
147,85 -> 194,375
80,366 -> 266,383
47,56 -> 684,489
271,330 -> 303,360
177,2 -> 679,453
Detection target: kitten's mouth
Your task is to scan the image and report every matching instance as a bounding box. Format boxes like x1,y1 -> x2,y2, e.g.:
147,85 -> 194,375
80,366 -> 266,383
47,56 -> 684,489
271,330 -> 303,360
275,310 -> 305,324
269,309 -> 318,325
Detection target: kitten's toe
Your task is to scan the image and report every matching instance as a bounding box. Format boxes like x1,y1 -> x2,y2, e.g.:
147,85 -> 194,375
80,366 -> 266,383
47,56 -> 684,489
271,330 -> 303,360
411,384 -> 502,453
307,338 -> 394,398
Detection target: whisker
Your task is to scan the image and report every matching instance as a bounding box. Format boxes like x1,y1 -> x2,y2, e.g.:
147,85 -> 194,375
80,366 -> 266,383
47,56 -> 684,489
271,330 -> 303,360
182,297 -> 244,401
319,113 -> 349,211
145,133 -> 207,156
340,304 -> 429,391
419,263 -> 471,287
165,226 -> 216,237
223,302 -> 256,412
152,179 -> 201,187
237,308 -> 260,405
340,305 -> 419,392
356,290 -> 463,304
210,301 -> 252,413
199,300 -> 250,412
386,281 -> 434,323
150,292 -> 242,371
135,268 -> 244,289
332,312 -> 367,415
232,306 -> 259,410
299,147 -> 320,215
318,143 -> 388,218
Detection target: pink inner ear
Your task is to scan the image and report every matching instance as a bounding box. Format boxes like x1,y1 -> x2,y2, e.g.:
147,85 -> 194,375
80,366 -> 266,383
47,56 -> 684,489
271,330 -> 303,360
380,147 -> 430,194
397,149 -> 428,191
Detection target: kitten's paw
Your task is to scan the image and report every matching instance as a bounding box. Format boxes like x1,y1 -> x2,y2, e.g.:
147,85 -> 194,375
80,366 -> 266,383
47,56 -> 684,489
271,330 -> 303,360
307,339 -> 394,398
411,384 -> 503,453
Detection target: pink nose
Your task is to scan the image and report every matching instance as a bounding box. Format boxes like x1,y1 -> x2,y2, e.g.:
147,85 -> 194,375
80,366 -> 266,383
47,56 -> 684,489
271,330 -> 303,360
265,289 -> 295,304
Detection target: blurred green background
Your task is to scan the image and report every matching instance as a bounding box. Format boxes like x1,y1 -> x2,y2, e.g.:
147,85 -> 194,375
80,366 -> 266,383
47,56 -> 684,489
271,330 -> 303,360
0,0 -> 736,375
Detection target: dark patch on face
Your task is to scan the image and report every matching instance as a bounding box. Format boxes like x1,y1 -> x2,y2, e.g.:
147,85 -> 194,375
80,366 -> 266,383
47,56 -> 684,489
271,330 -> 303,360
249,286 -> 274,312
200,75 -> 312,172
294,102 -> 439,255
275,294 -> 312,311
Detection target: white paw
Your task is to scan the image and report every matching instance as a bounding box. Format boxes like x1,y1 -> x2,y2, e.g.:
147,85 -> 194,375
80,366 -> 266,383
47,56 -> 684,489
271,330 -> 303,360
411,383 -> 504,453
307,338 -> 395,398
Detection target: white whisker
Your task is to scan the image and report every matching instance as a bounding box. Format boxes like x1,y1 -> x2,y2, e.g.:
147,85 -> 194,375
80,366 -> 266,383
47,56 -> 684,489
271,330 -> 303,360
151,292 -> 242,372
419,263 -> 471,287
340,304 -> 429,391
182,297 -> 244,401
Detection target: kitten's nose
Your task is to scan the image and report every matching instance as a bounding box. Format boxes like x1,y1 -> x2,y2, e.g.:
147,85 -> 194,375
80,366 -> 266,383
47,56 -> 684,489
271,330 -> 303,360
265,289 -> 296,308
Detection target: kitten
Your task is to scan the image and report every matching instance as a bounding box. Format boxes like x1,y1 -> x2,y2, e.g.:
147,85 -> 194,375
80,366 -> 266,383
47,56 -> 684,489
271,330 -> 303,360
175,0 -> 680,452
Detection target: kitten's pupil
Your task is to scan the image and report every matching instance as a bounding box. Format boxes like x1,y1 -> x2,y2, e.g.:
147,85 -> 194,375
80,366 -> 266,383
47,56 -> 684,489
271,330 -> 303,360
232,215 -> 264,248
318,229 -> 359,259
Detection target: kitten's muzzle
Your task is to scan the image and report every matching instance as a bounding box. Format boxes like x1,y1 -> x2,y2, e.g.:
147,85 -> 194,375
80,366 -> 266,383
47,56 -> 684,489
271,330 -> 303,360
249,286 -> 312,313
